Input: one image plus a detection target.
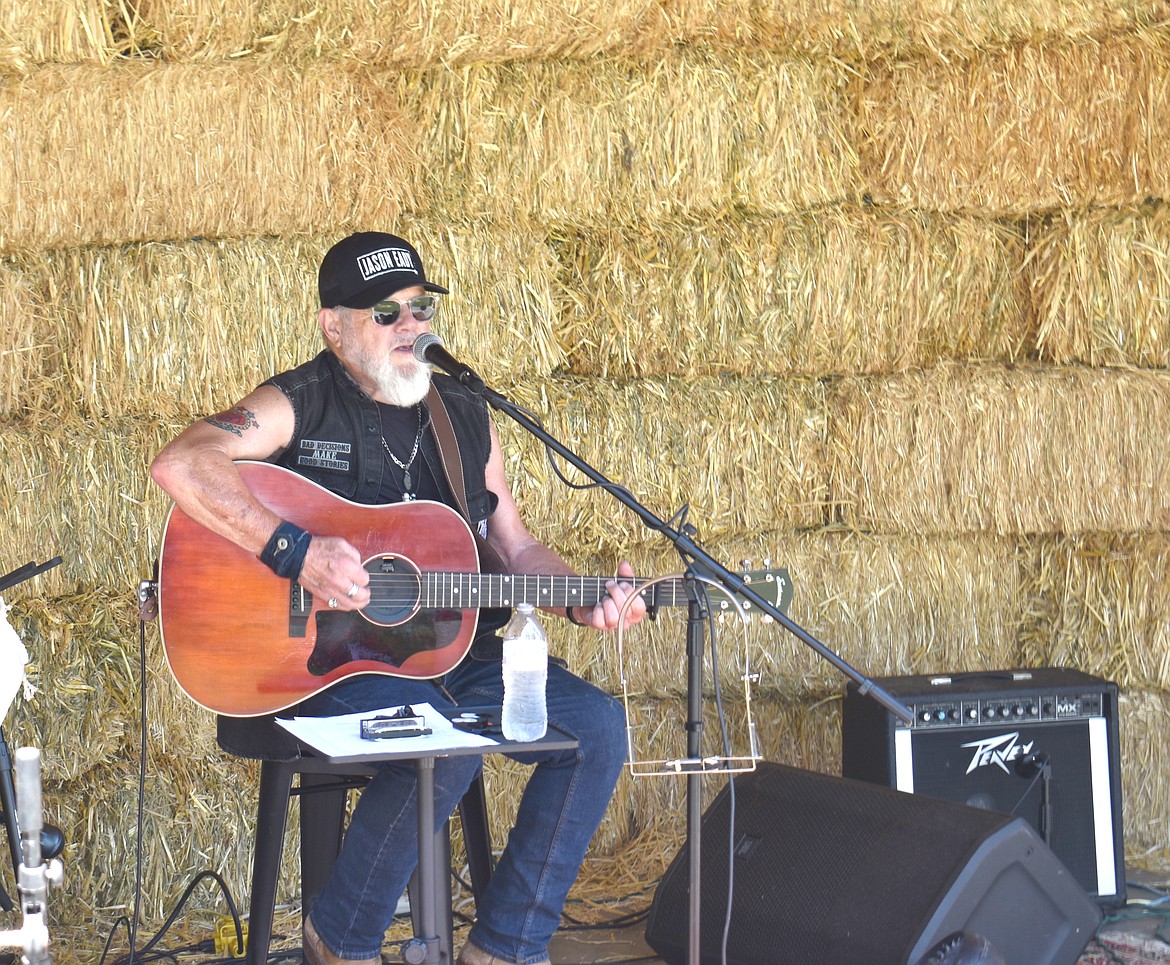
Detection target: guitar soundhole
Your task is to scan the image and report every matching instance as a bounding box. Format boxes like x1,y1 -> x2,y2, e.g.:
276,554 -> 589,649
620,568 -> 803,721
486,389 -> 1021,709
363,554 -> 421,625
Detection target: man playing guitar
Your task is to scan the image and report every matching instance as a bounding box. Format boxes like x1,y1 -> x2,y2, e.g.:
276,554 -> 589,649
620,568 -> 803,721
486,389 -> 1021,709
150,231 -> 647,965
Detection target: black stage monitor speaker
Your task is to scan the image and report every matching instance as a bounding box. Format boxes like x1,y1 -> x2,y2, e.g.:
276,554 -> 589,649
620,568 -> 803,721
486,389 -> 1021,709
842,668 -> 1124,908
645,762 -> 1100,965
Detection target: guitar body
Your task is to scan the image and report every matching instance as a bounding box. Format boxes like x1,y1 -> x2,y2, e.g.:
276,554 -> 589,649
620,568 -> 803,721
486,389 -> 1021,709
158,462 -> 481,717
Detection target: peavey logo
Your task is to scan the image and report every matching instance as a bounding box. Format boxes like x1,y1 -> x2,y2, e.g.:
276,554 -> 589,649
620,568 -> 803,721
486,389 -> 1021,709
357,247 -> 418,281
961,732 -> 1035,775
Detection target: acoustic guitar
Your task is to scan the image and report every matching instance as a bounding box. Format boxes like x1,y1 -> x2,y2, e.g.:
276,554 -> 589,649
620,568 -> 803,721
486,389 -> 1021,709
157,461 -> 792,716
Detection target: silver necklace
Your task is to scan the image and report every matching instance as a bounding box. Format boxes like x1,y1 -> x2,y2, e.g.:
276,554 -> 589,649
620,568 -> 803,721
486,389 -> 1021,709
381,405 -> 423,499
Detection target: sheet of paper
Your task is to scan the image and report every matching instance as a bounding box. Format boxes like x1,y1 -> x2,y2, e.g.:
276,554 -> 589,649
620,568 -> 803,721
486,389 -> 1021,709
276,702 -> 498,762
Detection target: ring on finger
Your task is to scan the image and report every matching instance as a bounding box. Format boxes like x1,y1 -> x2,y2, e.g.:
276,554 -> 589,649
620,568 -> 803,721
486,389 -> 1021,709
346,582 -> 359,599
328,598 -> 339,609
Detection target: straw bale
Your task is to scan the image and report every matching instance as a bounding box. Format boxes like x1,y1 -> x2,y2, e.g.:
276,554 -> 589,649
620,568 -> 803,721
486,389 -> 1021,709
665,0 -> 1161,58
19,687 -> 1170,961
859,32 -> 1170,213
553,209 -> 1027,379
828,363 -> 1170,535
1015,534 -> 1170,695
0,0 -> 130,72
34,754 -> 263,953
4,590 -> 214,780
0,414 -> 176,589
0,227 -> 562,419
126,0 -> 670,65
4,594 -> 138,781
480,690 -> 839,858
416,49 -> 859,225
1028,204 -> 1170,368
547,530 -> 1027,700
1119,689 -> 1170,866
0,256 -> 54,418
2,51 -> 855,250
0,61 -> 411,253
5,0 -> 1163,72
493,375 -> 829,546
608,688 -> 1170,870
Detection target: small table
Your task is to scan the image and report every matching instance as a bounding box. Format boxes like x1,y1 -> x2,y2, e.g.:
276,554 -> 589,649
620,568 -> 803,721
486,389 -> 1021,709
288,706 -> 579,965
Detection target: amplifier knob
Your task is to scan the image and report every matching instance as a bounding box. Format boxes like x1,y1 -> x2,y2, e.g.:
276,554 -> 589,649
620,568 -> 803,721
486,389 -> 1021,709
1013,705 -> 1024,717
966,708 -> 979,721
921,711 -> 933,723
984,707 -> 996,719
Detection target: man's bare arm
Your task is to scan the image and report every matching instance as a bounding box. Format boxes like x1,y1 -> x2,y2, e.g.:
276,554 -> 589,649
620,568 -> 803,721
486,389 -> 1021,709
150,386 -> 371,609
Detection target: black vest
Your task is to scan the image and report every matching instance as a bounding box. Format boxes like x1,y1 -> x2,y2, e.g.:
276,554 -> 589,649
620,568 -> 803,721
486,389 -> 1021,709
264,351 -> 498,528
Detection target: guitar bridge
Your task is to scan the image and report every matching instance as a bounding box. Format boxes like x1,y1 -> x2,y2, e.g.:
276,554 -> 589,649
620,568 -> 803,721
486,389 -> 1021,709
289,582 -> 312,637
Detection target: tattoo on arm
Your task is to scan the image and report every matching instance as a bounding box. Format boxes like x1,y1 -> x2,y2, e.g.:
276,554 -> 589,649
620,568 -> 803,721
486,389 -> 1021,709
205,406 -> 260,438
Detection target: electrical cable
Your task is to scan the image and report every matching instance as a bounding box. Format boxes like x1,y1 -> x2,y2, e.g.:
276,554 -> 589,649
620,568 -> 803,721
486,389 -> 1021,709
95,590 -> 248,965
510,401 -> 654,531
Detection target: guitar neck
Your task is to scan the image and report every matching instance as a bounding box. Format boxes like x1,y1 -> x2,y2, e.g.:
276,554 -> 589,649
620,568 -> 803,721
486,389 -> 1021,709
420,573 -> 674,611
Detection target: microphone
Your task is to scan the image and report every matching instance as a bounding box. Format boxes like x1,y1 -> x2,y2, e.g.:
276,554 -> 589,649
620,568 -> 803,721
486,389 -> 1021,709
412,333 -> 485,394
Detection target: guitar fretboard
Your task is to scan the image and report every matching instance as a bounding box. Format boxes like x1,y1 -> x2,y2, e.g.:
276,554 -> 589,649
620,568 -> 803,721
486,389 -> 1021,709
418,573 -> 671,610
360,569 -> 785,615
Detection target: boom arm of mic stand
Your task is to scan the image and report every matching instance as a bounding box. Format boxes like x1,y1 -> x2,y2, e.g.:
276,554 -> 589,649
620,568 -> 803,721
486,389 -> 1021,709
480,387 -> 914,725
0,558 -> 63,595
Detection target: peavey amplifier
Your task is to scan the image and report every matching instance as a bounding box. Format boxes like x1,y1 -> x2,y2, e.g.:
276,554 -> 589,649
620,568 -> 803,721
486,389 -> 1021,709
843,667 -> 1125,908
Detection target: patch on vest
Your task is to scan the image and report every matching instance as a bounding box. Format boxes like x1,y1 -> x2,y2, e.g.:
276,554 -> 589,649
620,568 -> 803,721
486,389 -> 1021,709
297,439 -> 352,471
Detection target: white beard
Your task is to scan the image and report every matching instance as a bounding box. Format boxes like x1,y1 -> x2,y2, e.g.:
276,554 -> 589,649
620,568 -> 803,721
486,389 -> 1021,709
370,356 -> 432,407
341,326 -> 433,406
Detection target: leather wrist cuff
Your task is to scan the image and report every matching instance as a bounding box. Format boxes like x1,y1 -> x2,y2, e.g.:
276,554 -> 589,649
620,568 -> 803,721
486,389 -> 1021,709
258,521 -> 312,581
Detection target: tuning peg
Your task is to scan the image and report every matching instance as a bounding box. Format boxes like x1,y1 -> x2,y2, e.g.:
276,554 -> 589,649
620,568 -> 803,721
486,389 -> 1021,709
763,557 -> 772,569
740,559 -> 752,572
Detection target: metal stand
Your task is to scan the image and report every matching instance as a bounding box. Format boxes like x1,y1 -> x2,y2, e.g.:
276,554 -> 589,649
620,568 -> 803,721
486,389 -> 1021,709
466,383 -> 915,965
684,596 -> 706,964
0,559 -> 64,920
0,747 -> 63,964
294,713 -> 579,965
402,758 -> 440,965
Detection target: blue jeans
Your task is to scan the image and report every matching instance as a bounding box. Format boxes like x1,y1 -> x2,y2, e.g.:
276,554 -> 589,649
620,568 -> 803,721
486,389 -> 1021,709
299,653 -> 627,965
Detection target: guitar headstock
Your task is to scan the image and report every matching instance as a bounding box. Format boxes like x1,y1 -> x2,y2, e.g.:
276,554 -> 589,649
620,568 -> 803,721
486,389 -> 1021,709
713,562 -> 792,622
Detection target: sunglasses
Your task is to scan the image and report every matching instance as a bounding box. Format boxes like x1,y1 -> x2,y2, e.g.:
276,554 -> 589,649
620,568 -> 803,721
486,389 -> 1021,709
371,295 -> 440,326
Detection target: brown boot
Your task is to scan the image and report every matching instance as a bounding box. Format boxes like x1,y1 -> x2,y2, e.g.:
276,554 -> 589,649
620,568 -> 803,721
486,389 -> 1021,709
302,913 -> 381,965
456,938 -> 550,965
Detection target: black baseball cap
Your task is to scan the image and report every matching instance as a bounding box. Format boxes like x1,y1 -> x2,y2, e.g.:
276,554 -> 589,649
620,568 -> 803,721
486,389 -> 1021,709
318,232 -> 449,309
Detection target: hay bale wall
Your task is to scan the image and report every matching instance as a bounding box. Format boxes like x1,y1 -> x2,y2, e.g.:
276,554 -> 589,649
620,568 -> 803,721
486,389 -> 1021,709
3,2 -> 1170,959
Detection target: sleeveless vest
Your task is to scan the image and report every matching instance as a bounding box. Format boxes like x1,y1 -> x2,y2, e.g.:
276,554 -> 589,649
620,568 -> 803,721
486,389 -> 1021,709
263,350 -> 498,528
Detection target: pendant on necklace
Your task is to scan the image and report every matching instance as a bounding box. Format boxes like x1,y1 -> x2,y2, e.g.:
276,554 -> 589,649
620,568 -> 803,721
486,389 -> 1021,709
402,468 -> 412,492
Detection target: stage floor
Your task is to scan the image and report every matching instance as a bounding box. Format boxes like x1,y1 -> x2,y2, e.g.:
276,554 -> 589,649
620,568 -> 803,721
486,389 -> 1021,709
65,869 -> 1169,965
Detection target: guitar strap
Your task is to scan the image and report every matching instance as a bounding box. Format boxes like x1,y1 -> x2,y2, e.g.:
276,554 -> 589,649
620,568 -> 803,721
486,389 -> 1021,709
425,384 -> 507,574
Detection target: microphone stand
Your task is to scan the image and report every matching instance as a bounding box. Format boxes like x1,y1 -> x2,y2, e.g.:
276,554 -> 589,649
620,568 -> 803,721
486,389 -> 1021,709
473,383 -> 913,965
0,559 -> 63,965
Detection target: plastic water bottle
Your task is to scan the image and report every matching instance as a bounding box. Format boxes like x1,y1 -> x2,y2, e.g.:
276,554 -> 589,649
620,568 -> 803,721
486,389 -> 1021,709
501,603 -> 548,741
